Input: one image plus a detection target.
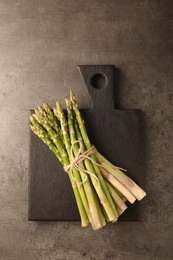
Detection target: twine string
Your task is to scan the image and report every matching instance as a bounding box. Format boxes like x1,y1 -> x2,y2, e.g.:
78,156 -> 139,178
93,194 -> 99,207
64,140 -> 126,187
64,141 -> 101,187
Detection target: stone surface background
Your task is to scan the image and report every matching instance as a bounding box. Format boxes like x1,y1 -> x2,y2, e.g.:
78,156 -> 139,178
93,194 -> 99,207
0,1 -> 172,259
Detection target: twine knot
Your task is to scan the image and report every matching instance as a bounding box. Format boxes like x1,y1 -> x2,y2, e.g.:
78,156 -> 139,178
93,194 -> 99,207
64,141 -> 100,187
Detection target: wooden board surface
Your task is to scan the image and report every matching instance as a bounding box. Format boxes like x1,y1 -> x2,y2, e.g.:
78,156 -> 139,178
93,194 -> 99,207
28,65 -> 141,221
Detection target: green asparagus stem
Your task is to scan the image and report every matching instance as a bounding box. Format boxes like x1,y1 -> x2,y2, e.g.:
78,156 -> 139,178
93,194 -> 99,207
74,119 -> 110,225
96,152 -> 146,200
70,90 -> 118,221
66,98 -> 106,229
30,114 -> 89,227
54,101 -> 92,224
105,180 -> 127,212
110,186 -> 127,203
116,206 -> 124,216
29,90 -> 146,229
100,167 -> 136,204
73,120 -> 118,222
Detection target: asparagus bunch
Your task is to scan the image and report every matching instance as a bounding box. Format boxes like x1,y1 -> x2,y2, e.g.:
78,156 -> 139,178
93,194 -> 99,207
29,90 -> 146,230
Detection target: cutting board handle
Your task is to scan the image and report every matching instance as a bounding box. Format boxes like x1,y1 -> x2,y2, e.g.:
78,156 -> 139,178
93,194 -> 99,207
78,65 -> 115,111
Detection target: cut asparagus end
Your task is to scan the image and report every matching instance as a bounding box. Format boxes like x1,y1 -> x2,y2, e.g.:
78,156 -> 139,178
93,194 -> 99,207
96,152 -> 146,201
100,168 -> 136,204
105,180 -> 128,212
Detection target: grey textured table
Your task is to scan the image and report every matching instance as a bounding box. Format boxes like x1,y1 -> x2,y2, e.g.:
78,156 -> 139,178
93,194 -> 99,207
0,1 -> 172,259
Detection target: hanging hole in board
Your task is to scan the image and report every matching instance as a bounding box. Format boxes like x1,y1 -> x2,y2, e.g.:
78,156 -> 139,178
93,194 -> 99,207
90,73 -> 107,89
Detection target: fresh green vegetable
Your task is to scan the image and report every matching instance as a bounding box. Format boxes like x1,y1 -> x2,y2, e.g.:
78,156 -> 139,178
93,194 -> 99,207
29,90 -> 146,230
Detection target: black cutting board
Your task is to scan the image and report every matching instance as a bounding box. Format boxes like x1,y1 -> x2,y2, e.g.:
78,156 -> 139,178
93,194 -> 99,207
28,65 -> 141,221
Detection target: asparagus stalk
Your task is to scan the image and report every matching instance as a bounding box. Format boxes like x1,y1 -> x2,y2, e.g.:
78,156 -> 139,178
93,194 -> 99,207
73,116 -> 118,222
105,180 -> 127,212
116,206 -> 125,216
100,167 -> 136,204
29,90 -> 146,229
70,90 -> 118,221
74,119 -> 110,225
96,152 -> 146,200
66,98 -> 106,229
54,101 -> 92,224
112,187 -> 127,203
30,114 -> 89,227
69,91 -> 142,204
